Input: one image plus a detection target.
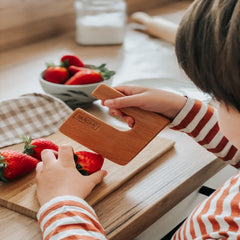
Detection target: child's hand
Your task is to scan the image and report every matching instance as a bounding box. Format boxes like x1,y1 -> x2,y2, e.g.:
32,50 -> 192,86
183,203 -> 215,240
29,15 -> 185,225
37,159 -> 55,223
35,144 -> 107,206
103,86 -> 187,127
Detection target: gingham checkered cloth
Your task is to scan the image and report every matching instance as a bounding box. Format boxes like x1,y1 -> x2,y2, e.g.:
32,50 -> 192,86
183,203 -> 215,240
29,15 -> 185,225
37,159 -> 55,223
0,93 -> 73,148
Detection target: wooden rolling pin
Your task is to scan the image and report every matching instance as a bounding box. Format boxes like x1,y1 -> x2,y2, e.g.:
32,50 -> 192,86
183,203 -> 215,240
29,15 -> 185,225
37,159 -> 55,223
131,12 -> 178,44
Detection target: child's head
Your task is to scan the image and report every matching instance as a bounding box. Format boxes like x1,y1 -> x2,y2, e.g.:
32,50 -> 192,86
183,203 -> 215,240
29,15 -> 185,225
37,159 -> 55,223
175,0 -> 240,111
175,0 -> 240,148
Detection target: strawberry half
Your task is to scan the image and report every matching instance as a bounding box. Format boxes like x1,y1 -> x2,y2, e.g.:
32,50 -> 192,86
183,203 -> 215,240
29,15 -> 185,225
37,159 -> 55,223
68,65 -> 86,75
22,136 -> 58,161
64,68 -> 103,85
0,150 -> 39,182
74,151 -> 104,175
61,55 -> 85,68
66,64 -> 115,85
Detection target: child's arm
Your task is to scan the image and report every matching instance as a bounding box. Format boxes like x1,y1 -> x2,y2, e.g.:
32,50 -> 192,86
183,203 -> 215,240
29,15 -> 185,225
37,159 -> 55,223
170,98 -> 240,167
36,145 -> 107,240
104,86 -> 240,167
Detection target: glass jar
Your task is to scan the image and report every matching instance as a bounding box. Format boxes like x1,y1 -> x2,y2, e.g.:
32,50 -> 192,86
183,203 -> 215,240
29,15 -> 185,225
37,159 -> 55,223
74,0 -> 127,45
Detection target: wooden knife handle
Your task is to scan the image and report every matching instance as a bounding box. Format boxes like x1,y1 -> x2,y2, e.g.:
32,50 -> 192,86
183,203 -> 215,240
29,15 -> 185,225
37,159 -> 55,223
92,83 -> 140,118
92,83 -> 125,100
91,83 -> 170,128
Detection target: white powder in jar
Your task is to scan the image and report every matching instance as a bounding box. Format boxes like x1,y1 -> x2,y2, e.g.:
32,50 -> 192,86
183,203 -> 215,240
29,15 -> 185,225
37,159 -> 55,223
76,12 -> 126,45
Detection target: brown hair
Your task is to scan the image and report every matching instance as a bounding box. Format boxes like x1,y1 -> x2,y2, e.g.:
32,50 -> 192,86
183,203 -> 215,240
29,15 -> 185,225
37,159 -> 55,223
175,0 -> 240,111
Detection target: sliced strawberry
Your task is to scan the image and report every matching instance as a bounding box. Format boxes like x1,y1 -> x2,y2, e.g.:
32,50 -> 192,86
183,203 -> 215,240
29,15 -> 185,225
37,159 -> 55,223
69,64 -> 116,80
68,65 -> 87,75
22,136 -> 58,161
74,151 -> 104,175
0,150 -> 39,182
61,55 -> 85,68
64,68 -> 103,85
43,66 -> 69,84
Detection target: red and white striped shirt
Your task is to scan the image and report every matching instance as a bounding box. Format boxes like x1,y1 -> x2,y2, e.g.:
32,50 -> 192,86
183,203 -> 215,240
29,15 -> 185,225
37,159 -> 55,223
170,98 -> 240,166
37,196 -> 107,240
37,98 -> 240,240
171,98 -> 240,239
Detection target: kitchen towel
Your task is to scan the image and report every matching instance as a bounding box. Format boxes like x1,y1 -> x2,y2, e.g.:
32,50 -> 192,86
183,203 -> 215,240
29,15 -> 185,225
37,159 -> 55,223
0,93 -> 73,148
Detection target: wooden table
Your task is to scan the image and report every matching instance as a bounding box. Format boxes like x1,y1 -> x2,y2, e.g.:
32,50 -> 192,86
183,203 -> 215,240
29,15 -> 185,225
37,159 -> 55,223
0,2 -> 226,239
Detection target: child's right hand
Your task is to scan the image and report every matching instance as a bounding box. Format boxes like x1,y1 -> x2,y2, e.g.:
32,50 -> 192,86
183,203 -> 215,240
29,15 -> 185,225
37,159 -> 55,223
36,144 -> 107,206
103,85 -> 187,127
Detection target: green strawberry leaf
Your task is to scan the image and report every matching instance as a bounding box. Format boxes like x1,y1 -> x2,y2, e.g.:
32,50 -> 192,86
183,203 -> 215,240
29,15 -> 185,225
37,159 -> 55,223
74,154 -> 78,163
0,168 -> 8,182
79,169 -> 88,176
0,153 -> 5,163
60,60 -> 69,68
0,152 -> 6,167
75,162 -> 89,176
21,136 -> 36,155
76,163 -> 82,171
0,163 -> 7,168
86,64 -> 116,80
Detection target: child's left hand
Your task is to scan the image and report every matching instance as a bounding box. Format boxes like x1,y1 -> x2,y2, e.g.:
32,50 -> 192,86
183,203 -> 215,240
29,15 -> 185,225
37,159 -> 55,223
35,144 -> 107,206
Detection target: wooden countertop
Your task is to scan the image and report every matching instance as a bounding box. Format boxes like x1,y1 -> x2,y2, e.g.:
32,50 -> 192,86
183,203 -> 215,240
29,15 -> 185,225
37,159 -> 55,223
0,2 -> 226,239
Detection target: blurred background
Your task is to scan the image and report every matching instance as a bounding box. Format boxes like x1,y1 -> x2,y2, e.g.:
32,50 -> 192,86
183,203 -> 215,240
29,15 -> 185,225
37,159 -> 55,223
0,0 -> 182,52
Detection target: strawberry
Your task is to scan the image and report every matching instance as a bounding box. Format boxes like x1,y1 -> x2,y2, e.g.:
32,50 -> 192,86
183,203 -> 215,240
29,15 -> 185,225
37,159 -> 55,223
43,66 -> 69,84
61,55 -> 85,68
0,150 -> 39,182
65,68 -> 103,85
74,151 -> 104,175
68,65 -> 86,75
65,64 -> 116,85
22,136 -> 58,161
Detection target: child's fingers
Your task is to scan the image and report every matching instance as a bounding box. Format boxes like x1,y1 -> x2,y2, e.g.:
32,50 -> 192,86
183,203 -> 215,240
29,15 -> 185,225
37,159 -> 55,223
104,94 -> 141,109
35,162 -> 43,176
102,86 -> 145,107
109,109 -> 135,127
51,150 -> 58,158
109,109 -> 123,117
113,85 -> 147,96
88,170 -> 108,186
122,116 -> 135,128
57,144 -> 75,167
41,149 -> 57,167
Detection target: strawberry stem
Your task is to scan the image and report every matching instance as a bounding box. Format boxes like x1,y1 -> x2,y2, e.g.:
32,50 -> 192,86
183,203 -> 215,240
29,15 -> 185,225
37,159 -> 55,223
86,64 -> 116,80
21,136 -> 36,155
60,60 -> 69,68
0,153 -> 7,182
74,154 -> 89,176
74,154 -> 78,163
0,154 -> 4,162
79,169 -> 88,176
0,168 -> 7,182
0,163 -> 6,168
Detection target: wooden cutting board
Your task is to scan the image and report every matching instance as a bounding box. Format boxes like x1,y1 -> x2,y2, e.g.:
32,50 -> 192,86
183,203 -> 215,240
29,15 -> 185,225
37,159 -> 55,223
0,131 -> 174,219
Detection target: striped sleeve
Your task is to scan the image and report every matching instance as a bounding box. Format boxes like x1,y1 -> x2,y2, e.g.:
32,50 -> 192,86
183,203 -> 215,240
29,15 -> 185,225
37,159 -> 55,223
37,195 -> 107,240
172,171 -> 240,239
169,98 -> 240,168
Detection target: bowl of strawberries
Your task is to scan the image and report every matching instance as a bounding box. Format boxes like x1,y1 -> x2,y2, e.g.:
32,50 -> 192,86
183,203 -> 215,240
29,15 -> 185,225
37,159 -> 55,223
40,54 -> 115,109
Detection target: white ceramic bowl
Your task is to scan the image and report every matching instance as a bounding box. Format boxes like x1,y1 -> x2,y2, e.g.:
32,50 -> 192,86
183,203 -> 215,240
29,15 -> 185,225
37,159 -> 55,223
39,75 -> 113,109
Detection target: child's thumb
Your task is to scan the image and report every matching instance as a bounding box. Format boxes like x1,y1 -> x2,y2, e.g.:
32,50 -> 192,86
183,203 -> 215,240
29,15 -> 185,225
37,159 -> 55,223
89,170 -> 108,186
